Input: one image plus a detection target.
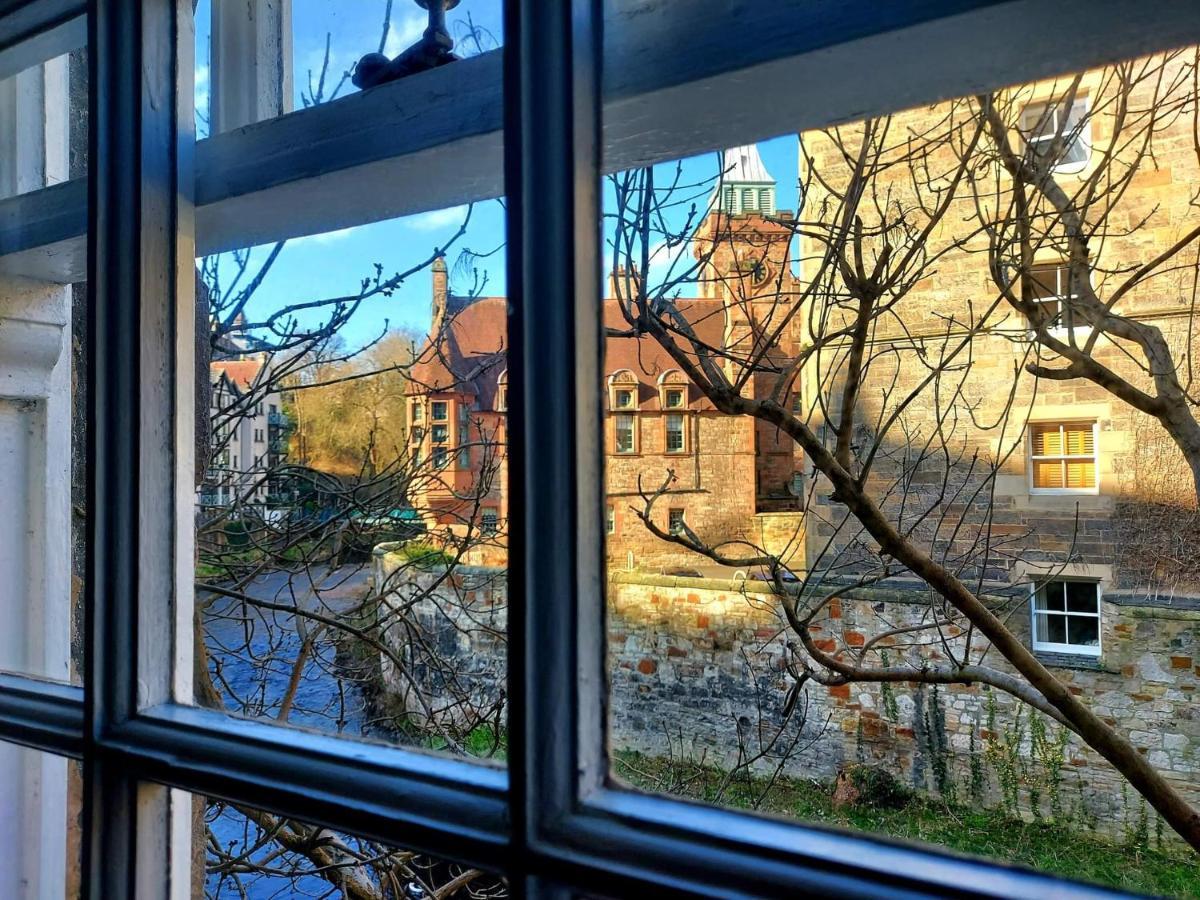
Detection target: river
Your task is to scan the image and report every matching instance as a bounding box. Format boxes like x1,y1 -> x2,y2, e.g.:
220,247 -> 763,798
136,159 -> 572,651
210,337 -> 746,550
201,565 -> 383,897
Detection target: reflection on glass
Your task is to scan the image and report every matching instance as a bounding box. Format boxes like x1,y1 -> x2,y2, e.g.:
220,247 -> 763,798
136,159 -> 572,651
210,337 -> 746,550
201,796 -> 507,898
193,0 -> 502,137
602,45 -> 1200,895
0,742 -> 80,899
193,199 -> 508,761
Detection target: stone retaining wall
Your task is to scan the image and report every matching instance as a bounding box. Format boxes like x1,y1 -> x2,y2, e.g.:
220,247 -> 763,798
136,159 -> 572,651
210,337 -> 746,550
373,548 -> 1200,837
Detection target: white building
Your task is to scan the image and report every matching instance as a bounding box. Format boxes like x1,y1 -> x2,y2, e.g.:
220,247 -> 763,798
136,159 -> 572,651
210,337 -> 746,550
201,354 -> 289,513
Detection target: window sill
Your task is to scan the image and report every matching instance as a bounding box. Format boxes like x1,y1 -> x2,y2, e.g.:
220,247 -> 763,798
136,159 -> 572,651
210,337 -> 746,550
1033,650 -> 1105,671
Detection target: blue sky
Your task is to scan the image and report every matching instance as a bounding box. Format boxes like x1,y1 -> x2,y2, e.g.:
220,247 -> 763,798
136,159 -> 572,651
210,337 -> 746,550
194,1 -> 797,349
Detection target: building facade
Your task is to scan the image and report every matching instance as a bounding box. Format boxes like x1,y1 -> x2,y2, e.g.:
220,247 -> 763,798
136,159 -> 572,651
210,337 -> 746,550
397,52 -> 1200,828
201,353 -> 290,514
407,148 -> 808,570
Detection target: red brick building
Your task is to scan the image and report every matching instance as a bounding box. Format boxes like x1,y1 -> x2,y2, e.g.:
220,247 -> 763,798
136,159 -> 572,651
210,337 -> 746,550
408,146 -> 807,569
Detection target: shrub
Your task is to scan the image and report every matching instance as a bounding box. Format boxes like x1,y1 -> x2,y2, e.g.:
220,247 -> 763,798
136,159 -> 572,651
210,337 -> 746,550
847,764 -> 912,809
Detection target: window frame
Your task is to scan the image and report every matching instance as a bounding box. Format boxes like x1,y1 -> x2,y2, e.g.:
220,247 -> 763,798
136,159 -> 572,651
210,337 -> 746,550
1030,579 -> 1103,657
614,411 -> 638,455
1020,95 -> 1092,174
1028,419 -> 1100,495
664,411 -> 686,454
1,0 -> 1195,898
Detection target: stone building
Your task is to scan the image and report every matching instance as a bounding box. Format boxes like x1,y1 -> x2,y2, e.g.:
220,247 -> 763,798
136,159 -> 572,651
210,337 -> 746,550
407,145 -> 807,570
393,52 -> 1200,835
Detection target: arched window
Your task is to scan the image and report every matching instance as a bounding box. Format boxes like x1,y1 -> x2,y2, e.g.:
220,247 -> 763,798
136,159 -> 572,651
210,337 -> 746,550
496,369 -> 508,412
607,370 -> 640,411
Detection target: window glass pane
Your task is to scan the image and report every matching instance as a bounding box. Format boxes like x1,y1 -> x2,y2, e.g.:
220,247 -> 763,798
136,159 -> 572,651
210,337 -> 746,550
600,43 -> 1200,891
0,32 -> 88,685
1037,582 -> 1066,611
191,194 -> 508,758
0,742 -> 80,899
1026,264 -> 1061,300
1038,611 -> 1068,644
1065,459 -> 1096,489
1066,582 -> 1098,613
194,0 -> 503,137
665,413 -> 684,452
1067,614 -> 1100,648
199,795 -> 507,898
0,48 -> 86,198
1031,459 -> 1064,488
1030,423 -> 1063,456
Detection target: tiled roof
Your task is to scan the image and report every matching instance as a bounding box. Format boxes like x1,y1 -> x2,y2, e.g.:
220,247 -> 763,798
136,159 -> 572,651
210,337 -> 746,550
211,358 -> 264,390
410,295 -> 729,410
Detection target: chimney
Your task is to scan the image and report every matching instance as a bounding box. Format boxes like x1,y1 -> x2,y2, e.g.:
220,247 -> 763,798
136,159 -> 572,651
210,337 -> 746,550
607,265 -> 641,300
431,255 -> 449,337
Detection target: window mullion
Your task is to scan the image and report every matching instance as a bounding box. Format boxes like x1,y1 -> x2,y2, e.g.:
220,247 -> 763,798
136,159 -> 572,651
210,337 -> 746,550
85,0 -> 191,894
503,0 -> 604,862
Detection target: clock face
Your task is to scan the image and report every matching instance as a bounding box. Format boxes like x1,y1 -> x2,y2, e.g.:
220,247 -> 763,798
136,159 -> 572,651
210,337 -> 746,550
749,260 -> 772,287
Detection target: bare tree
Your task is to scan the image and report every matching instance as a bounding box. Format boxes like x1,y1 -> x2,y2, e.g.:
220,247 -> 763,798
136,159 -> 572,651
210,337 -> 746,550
609,49 -> 1200,849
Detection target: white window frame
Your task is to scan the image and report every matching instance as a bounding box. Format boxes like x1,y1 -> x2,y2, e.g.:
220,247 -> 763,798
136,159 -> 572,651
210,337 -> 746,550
1021,95 -> 1091,174
1027,419 -> 1100,495
1025,260 -> 1094,336
1030,579 -> 1102,657
1,1 -> 1195,897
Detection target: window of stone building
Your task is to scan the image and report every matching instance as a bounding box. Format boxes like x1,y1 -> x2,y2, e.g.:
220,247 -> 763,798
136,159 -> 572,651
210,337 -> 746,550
1032,580 -> 1101,655
665,413 -> 685,453
1025,261 -> 1090,328
668,508 -> 685,534
615,413 -> 637,454
1020,97 -> 1091,171
614,388 -> 634,409
481,509 -> 499,535
497,370 -> 507,411
1029,421 -> 1098,492
411,401 -> 423,424
431,400 -> 448,421
606,505 -> 615,535
664,388 -> 684,409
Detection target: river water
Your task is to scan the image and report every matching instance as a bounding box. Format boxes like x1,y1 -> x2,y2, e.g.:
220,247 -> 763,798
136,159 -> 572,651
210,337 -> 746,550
201,566 -> 382,898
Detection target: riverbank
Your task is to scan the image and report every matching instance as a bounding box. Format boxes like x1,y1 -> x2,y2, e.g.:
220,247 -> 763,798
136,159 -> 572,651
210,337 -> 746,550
614,751 -> 1200,897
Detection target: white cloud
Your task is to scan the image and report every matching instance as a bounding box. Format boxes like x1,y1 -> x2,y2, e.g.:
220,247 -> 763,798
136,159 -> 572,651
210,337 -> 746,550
406,206 -> 469,232
383,13 -> 427,58
291,226 -> 361,246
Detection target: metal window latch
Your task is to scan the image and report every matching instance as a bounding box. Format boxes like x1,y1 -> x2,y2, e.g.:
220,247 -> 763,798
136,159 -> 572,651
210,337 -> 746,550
353,0 -> 461,90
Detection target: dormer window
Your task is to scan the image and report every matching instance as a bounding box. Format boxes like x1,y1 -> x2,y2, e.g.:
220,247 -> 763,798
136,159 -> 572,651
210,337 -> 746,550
657,369 -> 687,411
608,370 -> 640,410
497,370 -> 508,412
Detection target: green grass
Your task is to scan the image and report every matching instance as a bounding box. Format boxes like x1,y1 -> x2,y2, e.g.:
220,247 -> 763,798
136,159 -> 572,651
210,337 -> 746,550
614,752 -> 1200,898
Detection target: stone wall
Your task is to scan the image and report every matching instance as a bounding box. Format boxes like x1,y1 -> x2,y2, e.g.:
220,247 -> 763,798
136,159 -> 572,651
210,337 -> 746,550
373,548 -> 1200,839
